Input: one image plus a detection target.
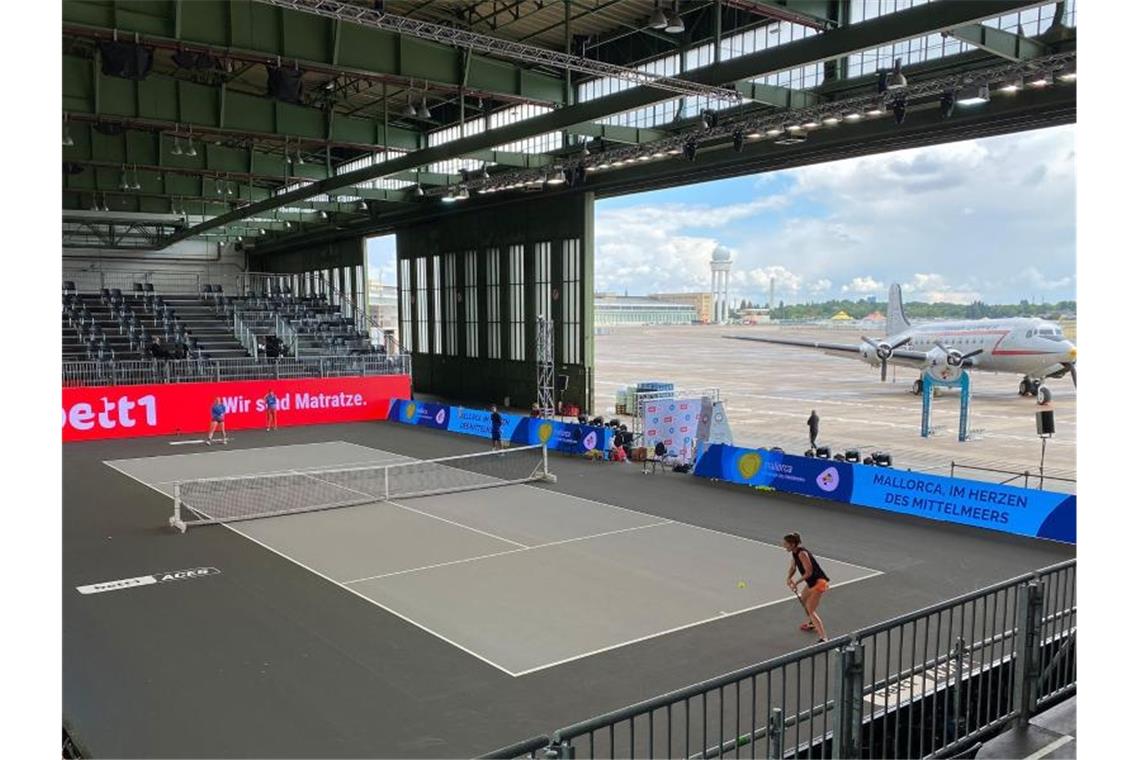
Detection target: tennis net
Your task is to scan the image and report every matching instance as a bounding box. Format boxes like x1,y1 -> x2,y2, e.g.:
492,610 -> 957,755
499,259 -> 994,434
169,444 -> 553,531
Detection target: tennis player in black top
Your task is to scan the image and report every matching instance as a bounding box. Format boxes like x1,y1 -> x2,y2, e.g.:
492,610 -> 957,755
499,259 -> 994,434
784,532 -> 830,641
489,404 -> 503,451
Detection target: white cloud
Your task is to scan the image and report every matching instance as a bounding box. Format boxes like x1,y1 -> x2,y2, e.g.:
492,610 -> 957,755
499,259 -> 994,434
842,276 -> 885,294
594,126 -> 1074,303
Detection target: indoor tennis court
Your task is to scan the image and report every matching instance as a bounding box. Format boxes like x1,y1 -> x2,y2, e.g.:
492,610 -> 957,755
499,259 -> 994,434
105,440 -> 879,676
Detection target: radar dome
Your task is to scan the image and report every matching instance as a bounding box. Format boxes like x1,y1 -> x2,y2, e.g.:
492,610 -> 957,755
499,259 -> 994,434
711,246 -> 733,262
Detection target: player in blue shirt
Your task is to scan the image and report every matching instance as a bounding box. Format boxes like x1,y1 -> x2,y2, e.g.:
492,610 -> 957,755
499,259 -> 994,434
206,396 -> 228,445
263,390 -> 278,431
489,404 -> 503,451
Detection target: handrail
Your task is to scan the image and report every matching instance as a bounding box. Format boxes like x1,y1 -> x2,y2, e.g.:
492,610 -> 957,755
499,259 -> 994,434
232,311 -> 259,360
275,314 -> 300,357
951,460 -> 1076,485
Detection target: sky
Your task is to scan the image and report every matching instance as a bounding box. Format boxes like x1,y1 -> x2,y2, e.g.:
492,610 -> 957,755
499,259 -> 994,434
368,124 -> 1075,305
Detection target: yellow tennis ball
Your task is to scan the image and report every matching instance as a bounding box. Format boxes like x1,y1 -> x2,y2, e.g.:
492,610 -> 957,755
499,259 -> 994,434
737,580 -> 747,589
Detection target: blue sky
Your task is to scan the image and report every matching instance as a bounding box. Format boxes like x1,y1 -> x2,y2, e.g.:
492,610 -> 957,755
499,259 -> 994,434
369,124 -> 1075,305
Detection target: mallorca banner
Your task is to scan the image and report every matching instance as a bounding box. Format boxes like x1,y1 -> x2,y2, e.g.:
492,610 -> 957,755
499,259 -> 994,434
387,401 -> 611,455
693,443 -> 1074,544
62,375 -> 411,442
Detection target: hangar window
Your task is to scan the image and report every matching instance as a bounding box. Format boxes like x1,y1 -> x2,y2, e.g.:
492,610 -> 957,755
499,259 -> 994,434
508,245 -> 526,361
432,255 -> 442,354
444,254 -> 459,356
399,259 -> 412,352
486,249 -> 502,360
415,257 -> 428,353
464,251 -> 479,358
562,239 -> 581,365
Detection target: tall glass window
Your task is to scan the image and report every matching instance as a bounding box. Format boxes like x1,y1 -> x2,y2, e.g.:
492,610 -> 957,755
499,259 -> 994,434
431,255 -> 442,354
562,239 -> 581,365
464,250 -> 479,358
399,258 -> 412,349
508,244 -> 526,361
444,253 -> 458,356
486,248 -> 502,360
415,257 -> 428,352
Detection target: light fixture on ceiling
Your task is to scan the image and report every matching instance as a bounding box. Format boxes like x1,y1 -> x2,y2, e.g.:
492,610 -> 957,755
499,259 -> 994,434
358,200 -> 369,212
63,116 -> 74,147
215,178 -> 224,195
997,76 -> 1022,94
802,119 -> 820,129
745,129 -> 763,139
648,1 -> 668,30
119,165 -> 130,191
259,228 -> 267,235
413,183 -> 425,197
865,98 -> 885,117
585,165 -> 598,172
939,91 -> 956,119
885,58 -> 907,90
185,129 -> 197,157
101,194 -> 111,212
479,166 -> 490,180
226,178 -> 235,196
403,94 -> 417,117
1026,70 -> 1050,88
295,149 -> 304,166
843,110 -> 863,122
417,96 -> 432,119
822,114 -> 840,126
546,170 -> 565,185
956,83 -> 990,106
636,154 -> 651,161
131,165 -> 142,190
765,125 -> 783,136
891,96 -> 907,125
1057,62 -> 1076,82
319,211 -> 328,220
90,195 -> 98,212
665,1 -> 684,33
171,135 -> 183,156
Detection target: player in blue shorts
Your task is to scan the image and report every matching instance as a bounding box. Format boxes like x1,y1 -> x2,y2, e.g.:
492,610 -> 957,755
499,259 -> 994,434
206,396 -> 228,445
263,390 -> 278,431
489,404 -> 503,451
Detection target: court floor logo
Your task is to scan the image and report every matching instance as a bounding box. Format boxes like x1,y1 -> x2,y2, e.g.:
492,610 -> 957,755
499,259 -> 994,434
76,566 -> 221,595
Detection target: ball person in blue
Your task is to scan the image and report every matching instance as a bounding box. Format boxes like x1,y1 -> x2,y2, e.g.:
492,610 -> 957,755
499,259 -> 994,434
206,396 -> 228,445
263,390 -> 279,431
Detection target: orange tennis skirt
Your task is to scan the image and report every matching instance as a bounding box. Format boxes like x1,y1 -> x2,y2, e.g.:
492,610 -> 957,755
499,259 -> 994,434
807,579 -> 830,594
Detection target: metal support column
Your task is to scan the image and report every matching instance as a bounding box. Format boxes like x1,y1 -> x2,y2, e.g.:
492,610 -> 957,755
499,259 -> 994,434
835,643 -> 865,759
1013,581 -> 1045,726
537,315 -> 555,417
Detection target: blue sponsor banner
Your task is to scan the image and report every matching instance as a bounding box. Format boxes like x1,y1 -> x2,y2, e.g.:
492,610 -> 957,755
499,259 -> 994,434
387,400 -> 611,455
694,443 -> 1074,544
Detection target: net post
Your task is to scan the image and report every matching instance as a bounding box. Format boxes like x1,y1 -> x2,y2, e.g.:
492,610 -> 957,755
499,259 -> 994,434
541,444 -> 557,483
168,482 -> 187,533
384,465 -> 390,501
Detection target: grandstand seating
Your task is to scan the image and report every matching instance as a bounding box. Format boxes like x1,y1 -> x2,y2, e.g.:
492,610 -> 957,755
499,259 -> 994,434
212,287 -> 375,357
63,285 -> 249,361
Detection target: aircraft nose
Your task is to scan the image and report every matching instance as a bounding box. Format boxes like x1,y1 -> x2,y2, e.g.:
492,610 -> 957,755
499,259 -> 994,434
1065,344 -> 1076,361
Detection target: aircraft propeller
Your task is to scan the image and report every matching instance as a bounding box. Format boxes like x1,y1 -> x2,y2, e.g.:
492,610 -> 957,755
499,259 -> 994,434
861,335 -> 910,382
935,341 -> 985,368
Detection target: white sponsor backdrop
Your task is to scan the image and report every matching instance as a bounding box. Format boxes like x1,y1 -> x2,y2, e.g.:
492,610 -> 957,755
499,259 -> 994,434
642,398 -> 702,464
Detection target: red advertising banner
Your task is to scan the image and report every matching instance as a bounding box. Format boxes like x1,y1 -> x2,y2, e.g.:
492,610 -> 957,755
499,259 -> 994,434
62,375 -> 411,442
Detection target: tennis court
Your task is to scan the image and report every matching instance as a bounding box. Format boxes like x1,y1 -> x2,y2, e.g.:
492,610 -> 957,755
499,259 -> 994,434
106,440 -> 880,676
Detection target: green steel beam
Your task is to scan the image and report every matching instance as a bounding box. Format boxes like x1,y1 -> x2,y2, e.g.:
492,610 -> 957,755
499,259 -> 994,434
62,0 -> 566,105
947,23 -> 1047,62
565,123 -> 669,145
737,81 -> 821,109
161,0 -> 1045,246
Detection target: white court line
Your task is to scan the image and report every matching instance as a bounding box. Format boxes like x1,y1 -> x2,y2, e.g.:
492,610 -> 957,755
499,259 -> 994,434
518,483 -> 882,578
383,498 -> 530,549
343,520 -> 674,585
1023,734 -> 1074,760
101,459 -> 521,678
509,573 -> 883,677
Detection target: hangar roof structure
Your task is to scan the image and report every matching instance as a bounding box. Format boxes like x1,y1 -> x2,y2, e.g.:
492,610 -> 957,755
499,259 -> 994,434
62,0 -> 1076,253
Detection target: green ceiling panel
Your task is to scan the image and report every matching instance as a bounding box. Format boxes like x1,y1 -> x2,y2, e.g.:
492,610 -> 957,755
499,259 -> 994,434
250,151 -> 289,177
179,80 -> 220,126
281,9 -> 333,63
275,101 -> 326,139
137,78 -> 180,122
115,0 -> 175,36
399,37 -> 460,85
181,0 -> 231,46
100,76 -> 135,117
520,70 -> 565,103
62,0 -> 114,27
337,22 -> 400,73
223,89 -> 277,133
247,1 -> 285,55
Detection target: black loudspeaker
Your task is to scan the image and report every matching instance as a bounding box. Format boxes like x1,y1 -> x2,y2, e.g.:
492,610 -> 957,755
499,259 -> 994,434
266,66 -> 304,104
814,446 -> 831,459
99,42 -> 154,80
844,449 -> 861,463
556,374 -> 570,392
1036,410 -> 1056,436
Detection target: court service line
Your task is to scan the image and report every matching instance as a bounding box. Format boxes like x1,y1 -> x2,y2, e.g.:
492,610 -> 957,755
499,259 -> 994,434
101,459 -> 522,679
519,483 -> 882,578
343,519 -> 675,585
509,572 -> 884,677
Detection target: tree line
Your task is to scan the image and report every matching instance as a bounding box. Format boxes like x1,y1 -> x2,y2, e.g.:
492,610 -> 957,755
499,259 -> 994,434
736,298 -> 1077,321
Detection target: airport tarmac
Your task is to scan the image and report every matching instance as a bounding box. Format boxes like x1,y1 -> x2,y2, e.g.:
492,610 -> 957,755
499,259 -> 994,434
594,324 -> 1076,490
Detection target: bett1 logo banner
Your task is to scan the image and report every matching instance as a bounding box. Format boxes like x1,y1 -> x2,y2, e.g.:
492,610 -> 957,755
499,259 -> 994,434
62,375 -> 411,442
643,398 -> 701,463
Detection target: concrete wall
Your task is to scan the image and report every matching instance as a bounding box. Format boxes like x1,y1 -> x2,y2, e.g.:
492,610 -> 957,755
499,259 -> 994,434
397,193 -> 596,413
62,240 -> 246,293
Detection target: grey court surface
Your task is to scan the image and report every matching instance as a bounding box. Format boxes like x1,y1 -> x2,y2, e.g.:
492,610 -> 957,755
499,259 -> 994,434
106,441 -> 881,676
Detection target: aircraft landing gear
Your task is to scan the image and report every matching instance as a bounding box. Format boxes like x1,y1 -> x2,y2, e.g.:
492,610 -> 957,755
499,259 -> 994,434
1018,377 -> 1041,397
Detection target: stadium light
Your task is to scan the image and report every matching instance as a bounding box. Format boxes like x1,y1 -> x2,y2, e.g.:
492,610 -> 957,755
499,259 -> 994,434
665,1 -> 684,33
648,2 -> 667,30
956,84 -> 990,106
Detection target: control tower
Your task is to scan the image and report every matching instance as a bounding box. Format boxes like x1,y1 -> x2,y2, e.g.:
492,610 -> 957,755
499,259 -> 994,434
710,245 -> 733,324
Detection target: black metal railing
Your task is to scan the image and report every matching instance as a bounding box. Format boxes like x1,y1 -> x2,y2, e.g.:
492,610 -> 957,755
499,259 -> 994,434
482,560 -> 1074,759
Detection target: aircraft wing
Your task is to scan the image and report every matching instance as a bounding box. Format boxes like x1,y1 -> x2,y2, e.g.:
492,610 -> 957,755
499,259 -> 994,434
724,335 -> 931,368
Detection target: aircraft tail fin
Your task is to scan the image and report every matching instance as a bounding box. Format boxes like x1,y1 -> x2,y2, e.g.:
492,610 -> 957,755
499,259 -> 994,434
886,283 -> 910,336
